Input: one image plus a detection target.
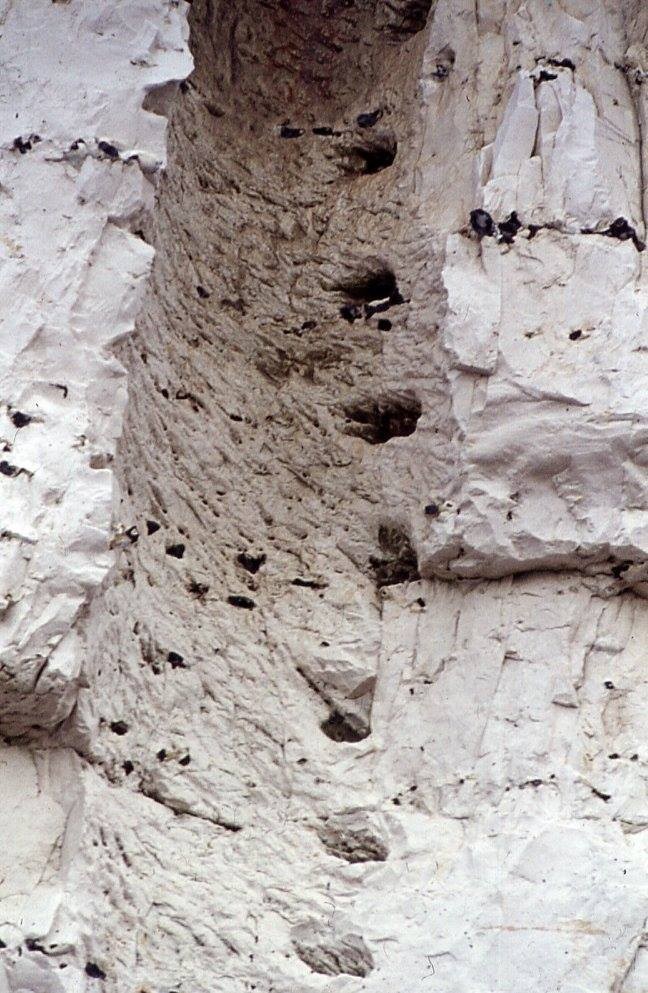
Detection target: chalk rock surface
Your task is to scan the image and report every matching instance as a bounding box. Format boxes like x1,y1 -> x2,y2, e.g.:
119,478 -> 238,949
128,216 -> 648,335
2,1 -> 648,992
0,0 -> 191,733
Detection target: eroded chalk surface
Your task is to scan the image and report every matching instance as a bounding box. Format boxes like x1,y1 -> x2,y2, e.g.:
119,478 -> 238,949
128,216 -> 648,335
2,1 -> 648,992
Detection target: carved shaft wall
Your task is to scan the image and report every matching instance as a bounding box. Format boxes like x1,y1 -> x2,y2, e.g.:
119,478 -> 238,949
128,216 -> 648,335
1,2 -> 648,992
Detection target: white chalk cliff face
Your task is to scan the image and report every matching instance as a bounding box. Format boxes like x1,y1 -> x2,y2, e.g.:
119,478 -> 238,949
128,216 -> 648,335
0,0 -> 191,732
2,1 -> 648,991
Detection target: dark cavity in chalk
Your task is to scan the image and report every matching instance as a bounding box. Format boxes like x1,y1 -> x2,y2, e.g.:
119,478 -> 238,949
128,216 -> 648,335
11,411 -> 32,428
228,594 -> 256,609
356,110 -> 382,129
280,125 -> 304,139
470,209 -> 495,237
98,140 -> 120,159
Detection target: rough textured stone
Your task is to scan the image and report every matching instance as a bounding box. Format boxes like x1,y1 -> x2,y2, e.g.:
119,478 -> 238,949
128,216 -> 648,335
0,0 -> 191,733
3,1 -> 648,992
